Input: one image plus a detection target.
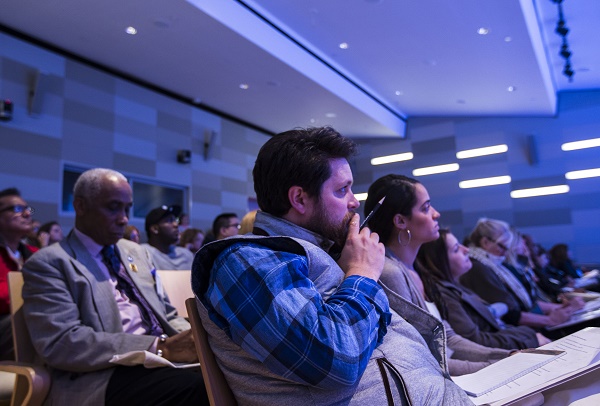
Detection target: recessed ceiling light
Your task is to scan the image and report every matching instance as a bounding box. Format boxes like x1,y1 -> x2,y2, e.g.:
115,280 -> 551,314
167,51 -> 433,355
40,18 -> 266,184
510,185 -> 569,199
339,42 -> 349,49
125,26 -> 137,35
239,83 -> 249,90
478,27 -> 490,35
565,168 -> 600,180
413,163 -> 459,177
325,113 -> 337,118
507,86 -> 516,92
504,36 -> 512,42
395,90 -> 404,96
561,137 -> 600,151
456,144 -> 508,159
354,193 -> 368,201
459,176 -> 511,189
310,118 -> 316,123
371,152 -> 414,166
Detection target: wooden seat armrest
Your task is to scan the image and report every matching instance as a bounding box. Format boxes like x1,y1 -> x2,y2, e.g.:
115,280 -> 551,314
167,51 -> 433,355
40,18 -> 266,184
0,362 -> 50,406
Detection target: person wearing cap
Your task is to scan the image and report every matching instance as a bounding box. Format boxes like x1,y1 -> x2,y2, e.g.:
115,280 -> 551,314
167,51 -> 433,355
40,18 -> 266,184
21,168 -> 207,405
142,205 -> 194,270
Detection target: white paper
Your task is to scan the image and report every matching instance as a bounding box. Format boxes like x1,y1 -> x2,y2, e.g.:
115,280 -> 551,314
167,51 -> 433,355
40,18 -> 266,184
110,350 -> 200,369
467,327 -> 600,405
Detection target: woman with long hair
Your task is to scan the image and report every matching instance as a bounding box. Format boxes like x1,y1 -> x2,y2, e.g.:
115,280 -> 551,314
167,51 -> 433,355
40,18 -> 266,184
417,229 -> 543,349
364,174 -> 510,376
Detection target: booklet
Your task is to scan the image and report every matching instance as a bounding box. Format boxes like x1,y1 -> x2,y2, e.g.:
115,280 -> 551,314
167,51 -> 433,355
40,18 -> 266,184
463,327 -> 600,405
110,350 -> 201,369
452,349 -> 564,397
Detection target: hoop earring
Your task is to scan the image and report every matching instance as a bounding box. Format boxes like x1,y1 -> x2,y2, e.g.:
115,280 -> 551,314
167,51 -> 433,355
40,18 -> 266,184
398,229 -> 411,247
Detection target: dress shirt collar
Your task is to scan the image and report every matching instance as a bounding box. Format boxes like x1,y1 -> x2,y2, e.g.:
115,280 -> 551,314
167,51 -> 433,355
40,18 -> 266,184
73,227 -> 105,259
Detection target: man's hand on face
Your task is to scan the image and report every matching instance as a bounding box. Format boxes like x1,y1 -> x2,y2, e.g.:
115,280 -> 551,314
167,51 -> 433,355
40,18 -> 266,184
337,213 -> 385,282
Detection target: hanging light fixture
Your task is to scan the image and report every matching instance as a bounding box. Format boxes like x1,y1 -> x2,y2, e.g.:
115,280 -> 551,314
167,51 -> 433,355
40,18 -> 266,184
552,0 -> 574,81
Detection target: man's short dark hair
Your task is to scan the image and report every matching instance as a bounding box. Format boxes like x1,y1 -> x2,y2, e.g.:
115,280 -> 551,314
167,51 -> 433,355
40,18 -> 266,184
0,188 -> 21,200
212,213 -> 238,236
253,127 -> 357,216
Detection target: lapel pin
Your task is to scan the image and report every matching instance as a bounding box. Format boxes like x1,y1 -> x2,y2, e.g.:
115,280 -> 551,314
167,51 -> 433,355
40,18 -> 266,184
130,264 -> 138,272
127,255 -> 134,262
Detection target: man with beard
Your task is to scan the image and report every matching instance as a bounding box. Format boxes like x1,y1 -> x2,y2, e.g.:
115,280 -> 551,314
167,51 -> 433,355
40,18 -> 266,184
192,127 -> 473,405
143,205 -> 193,270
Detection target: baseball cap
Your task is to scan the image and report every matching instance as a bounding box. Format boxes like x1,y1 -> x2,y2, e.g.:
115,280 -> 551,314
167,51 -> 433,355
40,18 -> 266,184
145,205 -> 182,233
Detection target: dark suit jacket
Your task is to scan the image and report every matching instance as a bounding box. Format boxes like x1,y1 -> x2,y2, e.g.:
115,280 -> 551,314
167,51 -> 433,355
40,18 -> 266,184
22,231 -> 189,405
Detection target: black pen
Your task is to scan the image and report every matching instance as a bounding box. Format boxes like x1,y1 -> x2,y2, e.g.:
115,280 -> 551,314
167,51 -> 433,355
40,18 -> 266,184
360,196 -> 386,231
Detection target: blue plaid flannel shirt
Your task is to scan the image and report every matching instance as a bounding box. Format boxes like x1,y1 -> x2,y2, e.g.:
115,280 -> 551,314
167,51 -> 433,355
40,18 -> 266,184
204,242 -> 391,389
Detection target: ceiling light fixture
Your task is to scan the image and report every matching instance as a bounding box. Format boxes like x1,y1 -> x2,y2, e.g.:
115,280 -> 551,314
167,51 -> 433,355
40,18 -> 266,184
459,176 -> 511,189
239,83 -> 249,90
456,144 -> 508,159
371,152 -> 414,166
125,26 -> 137,35
565,168 -> 600,180
354,193 -> 368,201
507,86 -> 516,92
477,27 -> 490,35
412,163 -> 459,177
339,42 -> 349,49
510,185 -> 569,198
552,0 -> 575,81
561,137 -> 600,151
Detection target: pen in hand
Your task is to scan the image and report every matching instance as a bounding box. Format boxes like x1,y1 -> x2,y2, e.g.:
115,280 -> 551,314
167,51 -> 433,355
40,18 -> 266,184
360,196 -> 386,231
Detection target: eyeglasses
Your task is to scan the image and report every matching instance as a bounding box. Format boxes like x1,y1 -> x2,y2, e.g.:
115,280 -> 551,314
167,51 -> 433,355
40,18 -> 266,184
0,205 -> 35,215
227,223 -> 241,230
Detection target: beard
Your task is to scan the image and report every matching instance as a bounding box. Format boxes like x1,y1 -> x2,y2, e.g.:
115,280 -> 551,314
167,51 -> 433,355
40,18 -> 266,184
305,201 -> 355,248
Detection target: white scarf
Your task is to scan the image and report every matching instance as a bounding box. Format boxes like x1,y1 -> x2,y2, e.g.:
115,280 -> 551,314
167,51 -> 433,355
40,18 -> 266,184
469,246 -> 533,310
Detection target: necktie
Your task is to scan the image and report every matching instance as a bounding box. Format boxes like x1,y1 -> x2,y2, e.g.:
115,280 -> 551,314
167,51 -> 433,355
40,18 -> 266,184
101,245 -> 164,336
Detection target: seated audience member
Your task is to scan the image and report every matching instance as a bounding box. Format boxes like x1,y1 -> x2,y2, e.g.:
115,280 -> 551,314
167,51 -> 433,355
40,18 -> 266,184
364,175 -> 510,376
239,209 -> 258,235
549,243 -> 600,291
178,212 -> 191,232
192,127 -> 473,404
211,212 -> 240,241
416,229 -> 543,349
460,218 -> 579,330
143,205 -> 193,270
123,224 -> 141,244
37,220 -> 64,247
178,228 -> 204,253
530,243 -> 571,298
0,188 -> 38,361
21,168 -> 207,405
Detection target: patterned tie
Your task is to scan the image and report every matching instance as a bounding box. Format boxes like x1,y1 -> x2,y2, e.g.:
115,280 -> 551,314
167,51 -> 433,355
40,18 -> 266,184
101,245 -> 164,335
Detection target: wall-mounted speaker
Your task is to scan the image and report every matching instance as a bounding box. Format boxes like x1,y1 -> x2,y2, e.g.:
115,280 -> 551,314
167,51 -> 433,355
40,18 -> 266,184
28,70 -> 47,116
177,149 -> 191,164
204,130 -> 218,161
527,135 -> 539,165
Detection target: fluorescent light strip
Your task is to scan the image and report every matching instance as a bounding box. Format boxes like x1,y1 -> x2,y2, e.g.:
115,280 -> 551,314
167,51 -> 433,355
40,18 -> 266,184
412,163 -> 459,177
565,168 -> 600,180
354,193 -> 368,201
456,144 -> 508,159
371,152 -> 414,166
459,175 -> 511,189
561,138 -> 600,151
510,185 -> 569,199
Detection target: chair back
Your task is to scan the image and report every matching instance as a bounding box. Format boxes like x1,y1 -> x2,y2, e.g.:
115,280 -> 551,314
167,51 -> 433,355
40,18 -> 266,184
156,270 -> 193,318
3,272 -> 50,406
185,298 -> 236,406
8,272 -> 36,364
